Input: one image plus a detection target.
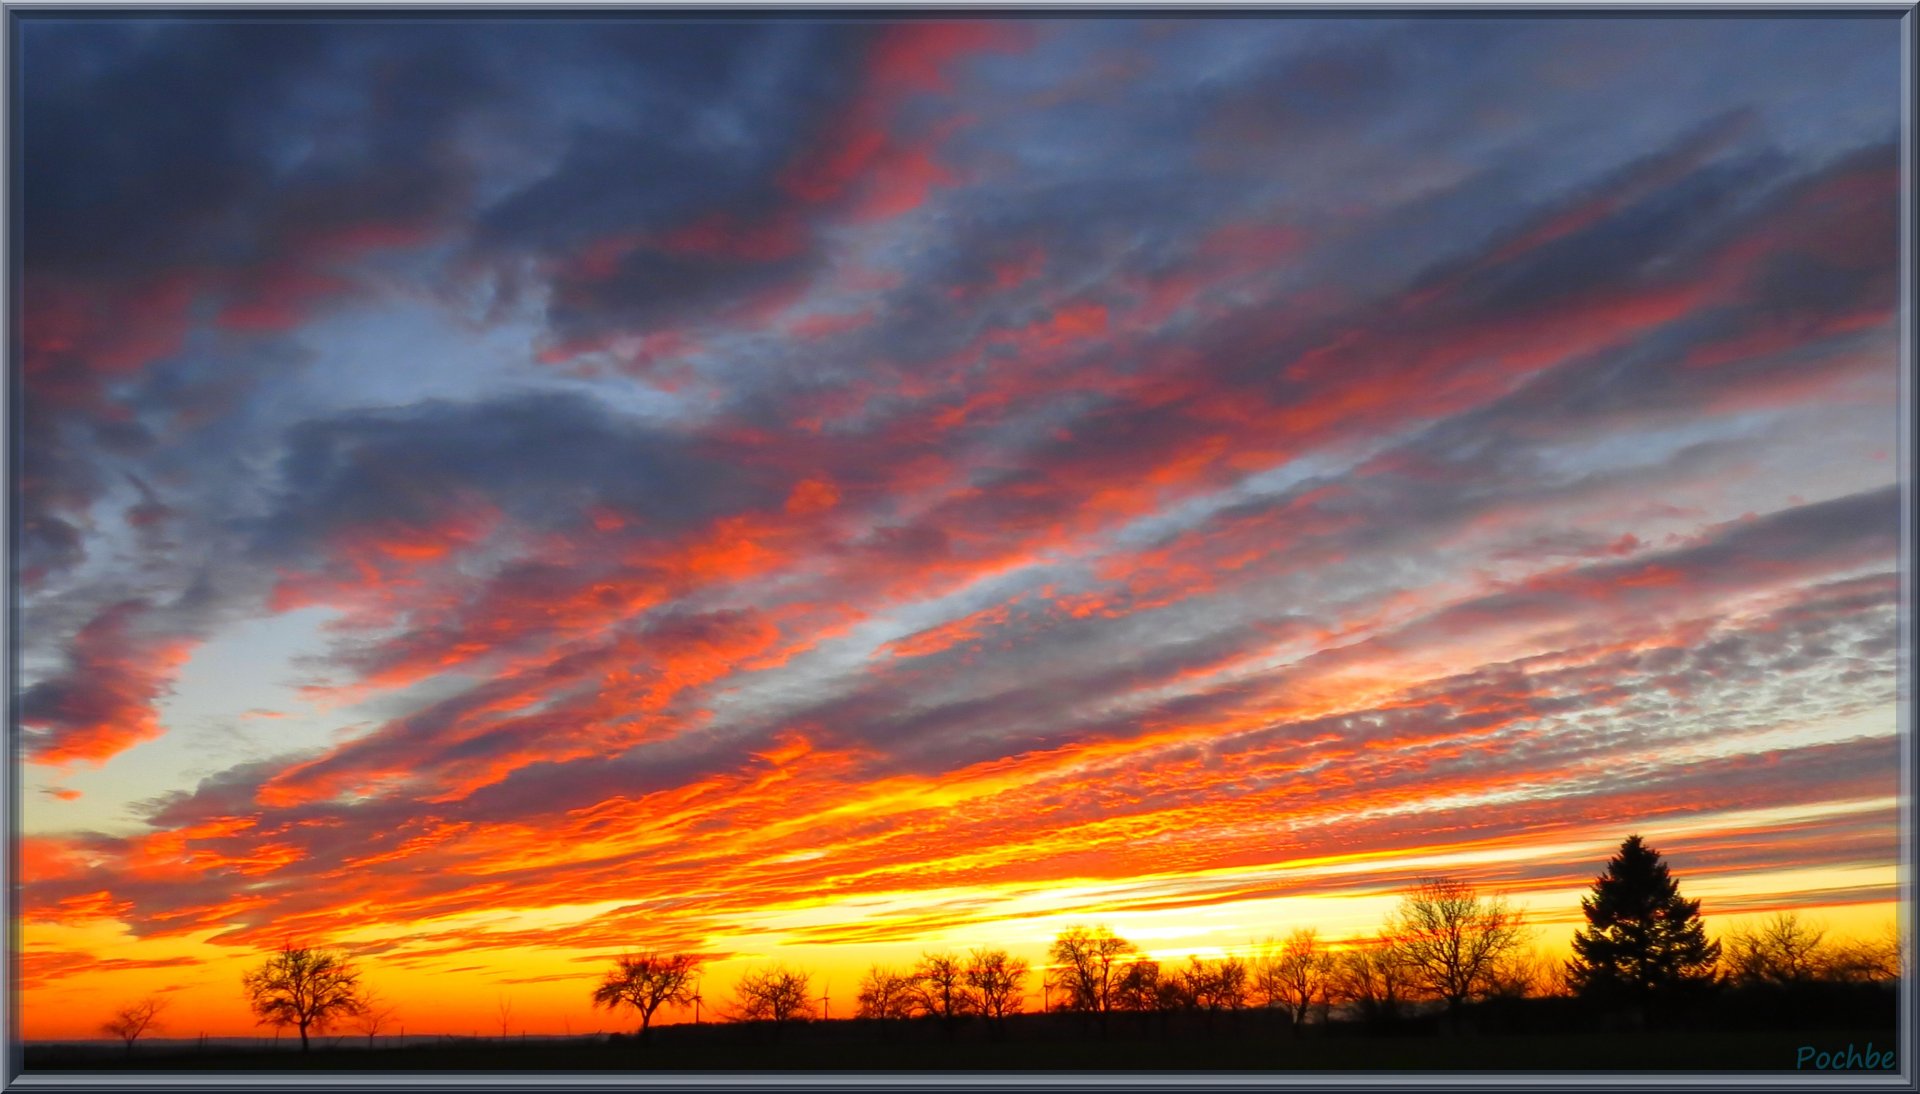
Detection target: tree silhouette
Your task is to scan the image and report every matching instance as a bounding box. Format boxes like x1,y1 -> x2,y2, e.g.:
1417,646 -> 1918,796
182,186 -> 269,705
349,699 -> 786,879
1332,938 -> 1412,1026
1567,835 -> 1720,1016
591,952 -> 701,1040
1178,956 -> 1249,1029
1487,946 -> 1566,1000
1250,938 -> 1285,1016
1825,925 -> 1905,985
731,965 -> 813,1025
855,964 -> 918,1021
1271,929 -> 1333,1028
1047,925 -> 1137,1026
911,951 -> 972,1038
1112,958 -> 1168,1013
240,941 -> 365,1053
495,992 -> 514,1039
962,947 -> 1030,1034
1723,912 -> 1831,987
1388,877 -> 1525,1026
352,989 -> 399,1049
101,996 -> 166,1057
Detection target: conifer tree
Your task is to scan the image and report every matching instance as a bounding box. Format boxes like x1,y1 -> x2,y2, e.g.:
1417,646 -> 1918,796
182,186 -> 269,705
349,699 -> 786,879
1567,835 -> 1720,1014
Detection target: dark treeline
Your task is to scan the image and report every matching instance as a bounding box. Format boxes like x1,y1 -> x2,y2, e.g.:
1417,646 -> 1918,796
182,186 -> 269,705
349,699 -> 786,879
81,836 -> 1900,1066
608,837 -> 1899,1044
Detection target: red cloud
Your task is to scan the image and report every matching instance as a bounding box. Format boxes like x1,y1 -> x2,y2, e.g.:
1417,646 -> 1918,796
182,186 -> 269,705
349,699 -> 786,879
22,274 -> 201,407
778,22 -> 1030,218
20,601 -> 198,766
881,600 -> 1016,661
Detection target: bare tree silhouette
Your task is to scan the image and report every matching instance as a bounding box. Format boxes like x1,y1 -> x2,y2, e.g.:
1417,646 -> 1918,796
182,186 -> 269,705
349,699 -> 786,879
1179,955 -> 1249,1031
1111,958 -> 1183,1040
591,952 -> 701,1041
912,951 -> 972,1038
1250,938 -> 1286,1019
1824,923 -> 1906,985
1388,878 -> 1526,1028
1332,938 -> 1413,1026
856,964 -> 918,1021
963,947 -> 1030,1035
1487,946 -> 1565,1000
241,941 -> 366,1053
101,996 -> 167,1057
1048,925 -> 1137,1033
1271,929 -> 1334,1029
495,993 -> 514,1040
731,965 -> 813,1026
1113,958 -> 1163,1010
1724,912 -> 1833,987
352,989 -> 399,1049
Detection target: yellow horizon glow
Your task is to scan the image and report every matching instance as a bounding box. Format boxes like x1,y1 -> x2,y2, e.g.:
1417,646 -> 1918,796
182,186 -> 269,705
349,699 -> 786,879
21,794 -> 1904,1041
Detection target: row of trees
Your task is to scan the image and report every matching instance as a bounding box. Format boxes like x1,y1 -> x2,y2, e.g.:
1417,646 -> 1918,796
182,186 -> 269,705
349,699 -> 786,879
582,838 -> 1901,1039
1722,913 -> 1907,988
102,836 -> 1905,1052
105,940 -> 399,1055
585,946 -> 1037,1039
1026,877 -> 1531,1032
854,947 -> 1031,1034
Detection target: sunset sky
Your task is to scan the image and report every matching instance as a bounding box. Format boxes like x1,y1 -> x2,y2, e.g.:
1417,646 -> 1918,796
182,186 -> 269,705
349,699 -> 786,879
13,15 -> 1906,1042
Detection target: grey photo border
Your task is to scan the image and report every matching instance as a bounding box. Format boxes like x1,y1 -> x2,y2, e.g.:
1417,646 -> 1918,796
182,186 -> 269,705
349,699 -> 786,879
0,2 -> 1911,1091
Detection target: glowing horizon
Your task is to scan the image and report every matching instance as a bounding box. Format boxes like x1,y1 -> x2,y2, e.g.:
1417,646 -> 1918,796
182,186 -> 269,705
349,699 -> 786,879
12,14 -> 1906,1043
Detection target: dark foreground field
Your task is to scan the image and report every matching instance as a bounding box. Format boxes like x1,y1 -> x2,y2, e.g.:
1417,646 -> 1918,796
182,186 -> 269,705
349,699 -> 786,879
25,1015 -> 1901,1074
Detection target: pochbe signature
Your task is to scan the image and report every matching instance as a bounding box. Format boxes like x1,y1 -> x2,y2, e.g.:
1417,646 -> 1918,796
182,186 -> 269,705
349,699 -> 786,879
1797,1043 -> 1895,1070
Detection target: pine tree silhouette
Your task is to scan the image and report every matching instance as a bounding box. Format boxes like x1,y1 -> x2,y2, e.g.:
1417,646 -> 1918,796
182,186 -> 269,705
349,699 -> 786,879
1567,835 -> 1720,1020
